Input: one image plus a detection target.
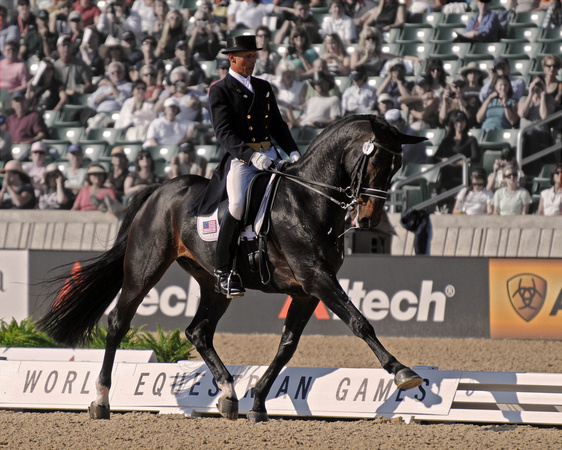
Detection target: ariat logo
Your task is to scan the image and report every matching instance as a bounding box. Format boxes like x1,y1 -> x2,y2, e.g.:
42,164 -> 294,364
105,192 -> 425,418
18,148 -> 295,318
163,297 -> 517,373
507,274 -> 547,322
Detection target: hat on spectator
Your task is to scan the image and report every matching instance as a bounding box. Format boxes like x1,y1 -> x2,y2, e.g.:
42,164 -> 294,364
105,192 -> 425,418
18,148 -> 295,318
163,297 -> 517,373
11,91 -> 25,101
36,9 -> 49,21
110,146 -> 126,157
179,142 -> 194,153
68,143 -> 82,154
43,163 -> 63,182
175,40 -> 188,50
451,75 -> 467,87
309,71 -> 335,89
31,142 -> 47,153
164,97 -> 180,109
87,165 -> 107,175
221,35 -> 262,54
385,109 -> 402,123
120,31 -> 136,43
68,10 -> 82,22
45,163 -> 61,174
1,160 -> 30,182
217,59 -> 230,70
377,93 -> 394,104
350,66 -> 367,82
99,35 -> 129,59
57,35 -> 71,46
459,61 -> 488,80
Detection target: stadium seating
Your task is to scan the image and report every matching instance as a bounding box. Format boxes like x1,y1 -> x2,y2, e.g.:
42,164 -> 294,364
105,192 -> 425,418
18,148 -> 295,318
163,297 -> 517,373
83,128 -> 124,145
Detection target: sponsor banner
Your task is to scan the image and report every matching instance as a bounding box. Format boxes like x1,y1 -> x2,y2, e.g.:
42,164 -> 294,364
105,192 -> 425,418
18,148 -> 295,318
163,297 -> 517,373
489,259 -> 562,339
0,360 -> 459,419
0,251 -> 29,322
26,252 -> 489,338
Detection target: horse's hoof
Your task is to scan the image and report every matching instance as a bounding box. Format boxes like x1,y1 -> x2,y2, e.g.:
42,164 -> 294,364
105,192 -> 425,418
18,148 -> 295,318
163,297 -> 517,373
395,368 -> 423,390
217,396 -> 239,420
88,401 -> 110,420
247,410 -> 269,423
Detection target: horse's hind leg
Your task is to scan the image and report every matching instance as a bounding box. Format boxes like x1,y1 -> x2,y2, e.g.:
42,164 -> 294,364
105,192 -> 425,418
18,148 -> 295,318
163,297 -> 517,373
90,246 -> 175,419
248,295 -> 319,423
305,274 -> 422,390
184,278 -> 238,420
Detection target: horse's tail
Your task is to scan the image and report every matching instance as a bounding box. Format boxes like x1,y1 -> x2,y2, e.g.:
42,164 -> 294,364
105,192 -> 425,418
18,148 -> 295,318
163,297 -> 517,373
38,185 -> 161,347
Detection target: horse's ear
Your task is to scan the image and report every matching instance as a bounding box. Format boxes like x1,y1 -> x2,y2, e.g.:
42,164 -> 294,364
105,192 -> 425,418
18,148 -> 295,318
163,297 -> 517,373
397,133 -> 428,145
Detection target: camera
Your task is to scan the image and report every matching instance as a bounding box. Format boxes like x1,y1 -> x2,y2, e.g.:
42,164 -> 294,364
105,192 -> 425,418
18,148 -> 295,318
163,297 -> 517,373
197,20 -> 207,28
499,162 -> 505,168
449,91 -> 456,99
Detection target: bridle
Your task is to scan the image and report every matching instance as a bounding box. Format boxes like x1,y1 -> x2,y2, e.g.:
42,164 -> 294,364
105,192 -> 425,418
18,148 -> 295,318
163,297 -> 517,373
269,133 -> 401,210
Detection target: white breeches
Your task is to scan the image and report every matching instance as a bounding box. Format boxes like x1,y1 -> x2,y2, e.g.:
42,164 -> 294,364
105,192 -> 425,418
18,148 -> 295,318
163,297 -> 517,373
226,147 -> 279,221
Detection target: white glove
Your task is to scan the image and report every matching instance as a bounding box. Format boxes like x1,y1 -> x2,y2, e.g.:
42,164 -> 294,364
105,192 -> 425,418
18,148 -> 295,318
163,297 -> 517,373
289,151 -> 301,163
250,152 -> 275,171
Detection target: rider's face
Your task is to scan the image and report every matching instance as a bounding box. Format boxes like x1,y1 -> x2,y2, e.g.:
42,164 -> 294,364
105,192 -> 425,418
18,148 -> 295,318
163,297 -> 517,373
229,51 -> 256,78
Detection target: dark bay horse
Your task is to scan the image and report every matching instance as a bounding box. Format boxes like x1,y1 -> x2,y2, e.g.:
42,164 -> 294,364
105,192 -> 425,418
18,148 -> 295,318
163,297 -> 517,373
39,114 -> 426,421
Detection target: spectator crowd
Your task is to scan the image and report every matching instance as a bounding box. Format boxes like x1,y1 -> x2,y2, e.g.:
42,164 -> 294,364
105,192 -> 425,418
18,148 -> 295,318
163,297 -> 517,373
0,0 -> 561,215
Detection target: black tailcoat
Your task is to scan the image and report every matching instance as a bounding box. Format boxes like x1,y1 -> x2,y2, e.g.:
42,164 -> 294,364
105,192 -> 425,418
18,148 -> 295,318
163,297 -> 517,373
189,74 -> 299,215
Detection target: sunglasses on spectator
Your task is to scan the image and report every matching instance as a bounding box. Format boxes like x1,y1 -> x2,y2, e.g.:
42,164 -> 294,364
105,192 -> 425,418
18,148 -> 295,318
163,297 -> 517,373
544,64 -> 559,69
504,173 -> 517,178
554,170 -> 561,175
138,154 -> 150,160
472,182 -> 484,187
143,72 -> 156,77
110,70 -> 122,75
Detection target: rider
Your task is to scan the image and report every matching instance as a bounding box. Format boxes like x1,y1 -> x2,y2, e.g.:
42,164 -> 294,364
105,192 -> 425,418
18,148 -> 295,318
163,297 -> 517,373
189,35 -> 301,298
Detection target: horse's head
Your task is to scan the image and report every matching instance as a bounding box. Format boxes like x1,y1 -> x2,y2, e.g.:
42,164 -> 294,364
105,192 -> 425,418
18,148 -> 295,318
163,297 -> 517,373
353,116 -> 427,229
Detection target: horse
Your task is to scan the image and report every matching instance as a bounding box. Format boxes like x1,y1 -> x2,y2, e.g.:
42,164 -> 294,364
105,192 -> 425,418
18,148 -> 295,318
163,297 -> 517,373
38,114 -> 427,422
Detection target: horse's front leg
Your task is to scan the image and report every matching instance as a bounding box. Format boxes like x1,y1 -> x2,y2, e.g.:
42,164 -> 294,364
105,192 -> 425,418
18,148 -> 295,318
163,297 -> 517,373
185,281 -> 238,420
248,295 -> 319,423
303,272 -> 422,390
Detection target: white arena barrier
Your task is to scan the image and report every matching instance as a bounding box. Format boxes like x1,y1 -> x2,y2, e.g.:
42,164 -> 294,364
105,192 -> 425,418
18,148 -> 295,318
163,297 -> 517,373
0,357 -> 560,426
0,348 -> 157,363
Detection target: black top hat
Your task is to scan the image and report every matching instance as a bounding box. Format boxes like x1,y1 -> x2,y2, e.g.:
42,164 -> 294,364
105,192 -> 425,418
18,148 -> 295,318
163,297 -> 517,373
221,35 -> 262,54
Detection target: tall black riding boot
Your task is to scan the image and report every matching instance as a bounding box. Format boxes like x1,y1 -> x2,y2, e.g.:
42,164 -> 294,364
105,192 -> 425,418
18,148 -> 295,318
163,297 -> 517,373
215,211 -> 245,298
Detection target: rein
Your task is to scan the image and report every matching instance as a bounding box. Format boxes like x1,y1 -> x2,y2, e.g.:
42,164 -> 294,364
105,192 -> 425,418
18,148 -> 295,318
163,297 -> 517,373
269,134 -> 398,210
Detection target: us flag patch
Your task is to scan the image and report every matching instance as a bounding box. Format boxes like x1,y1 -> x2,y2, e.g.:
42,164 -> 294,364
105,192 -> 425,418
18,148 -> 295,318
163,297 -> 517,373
202,219 -> 217,234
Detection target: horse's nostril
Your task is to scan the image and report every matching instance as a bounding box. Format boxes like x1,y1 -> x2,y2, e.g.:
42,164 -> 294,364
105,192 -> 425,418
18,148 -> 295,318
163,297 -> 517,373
359,218 -> 370,229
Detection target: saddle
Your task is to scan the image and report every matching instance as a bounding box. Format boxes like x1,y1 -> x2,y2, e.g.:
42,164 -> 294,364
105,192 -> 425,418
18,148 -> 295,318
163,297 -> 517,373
196,170 -> 283,285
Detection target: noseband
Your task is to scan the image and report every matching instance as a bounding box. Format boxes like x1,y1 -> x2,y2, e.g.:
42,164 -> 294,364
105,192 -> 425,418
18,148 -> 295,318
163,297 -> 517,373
269,133 -> 400,210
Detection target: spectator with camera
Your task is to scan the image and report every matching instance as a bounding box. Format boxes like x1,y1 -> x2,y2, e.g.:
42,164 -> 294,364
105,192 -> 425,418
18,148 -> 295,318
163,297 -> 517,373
97,1 -> 142,44
186,10 -> 221,61
439,75 -> 480,129
38,163 -> 74,210
479,57 -> 526,103
518,76 -> 556,177
486,146 -> 526,192
274,0 -> 322,44
477,74 -> 519,131
376,58 -> 414,108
